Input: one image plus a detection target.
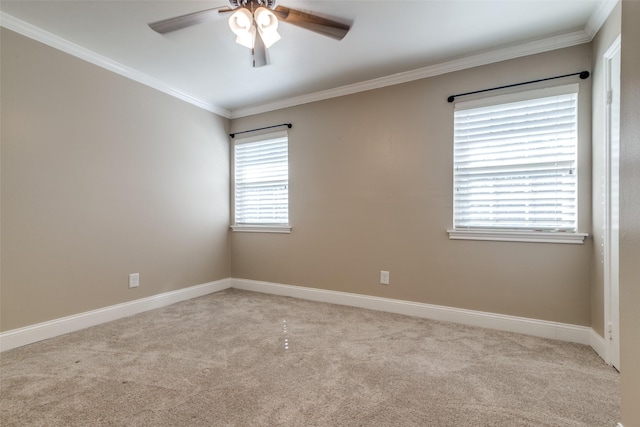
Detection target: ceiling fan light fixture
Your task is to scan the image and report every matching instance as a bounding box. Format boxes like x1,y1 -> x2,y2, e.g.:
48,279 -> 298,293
254,7 -> 281,48
147,0 -> 351,66
229,8 -> 255,48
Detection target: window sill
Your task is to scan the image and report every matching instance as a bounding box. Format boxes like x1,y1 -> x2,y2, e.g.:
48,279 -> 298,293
447,229 -> 588,244
231,225 -> 292,234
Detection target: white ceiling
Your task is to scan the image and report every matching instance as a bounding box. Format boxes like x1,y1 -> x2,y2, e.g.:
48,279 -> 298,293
0,0 -> 615,118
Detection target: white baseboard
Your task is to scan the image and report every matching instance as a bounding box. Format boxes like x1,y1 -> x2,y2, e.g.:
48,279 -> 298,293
0,277 -> 603,356
232,278 -> 593,346
589,327 -> 609,363
0,278 -> 231,352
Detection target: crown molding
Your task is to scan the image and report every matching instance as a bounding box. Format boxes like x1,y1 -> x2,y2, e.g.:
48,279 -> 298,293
232,0 -> 619,118
0,12 -> 232,119
229,30 -> 591,118
585,0 -> 619,39
3,0 -> 616,121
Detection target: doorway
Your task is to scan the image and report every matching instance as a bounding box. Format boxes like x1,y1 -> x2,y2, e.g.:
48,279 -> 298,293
603,35 -> 621,371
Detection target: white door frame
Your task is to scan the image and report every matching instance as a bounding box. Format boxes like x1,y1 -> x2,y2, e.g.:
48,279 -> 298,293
603,35 -> 621,370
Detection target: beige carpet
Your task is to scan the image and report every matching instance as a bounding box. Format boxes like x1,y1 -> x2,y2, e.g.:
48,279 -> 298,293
1,289 -> 619,426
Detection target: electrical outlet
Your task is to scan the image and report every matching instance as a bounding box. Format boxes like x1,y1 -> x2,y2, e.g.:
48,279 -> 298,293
129,273 -> 140,288
380,270 -> 390,285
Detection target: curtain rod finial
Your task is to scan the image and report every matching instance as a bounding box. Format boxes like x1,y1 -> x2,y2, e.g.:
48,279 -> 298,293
447,96 -> 455,103
579,71 -> 590,79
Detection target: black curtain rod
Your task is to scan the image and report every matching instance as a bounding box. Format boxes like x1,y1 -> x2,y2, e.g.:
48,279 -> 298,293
229,123 -> 292,138
447,71 -> 590,103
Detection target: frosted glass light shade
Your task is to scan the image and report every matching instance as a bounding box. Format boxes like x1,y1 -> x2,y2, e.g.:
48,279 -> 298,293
254,7 -> 281,48
229,8 -> 255,49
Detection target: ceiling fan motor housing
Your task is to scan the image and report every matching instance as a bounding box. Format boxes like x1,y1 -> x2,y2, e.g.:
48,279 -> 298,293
229,0 -> 277,10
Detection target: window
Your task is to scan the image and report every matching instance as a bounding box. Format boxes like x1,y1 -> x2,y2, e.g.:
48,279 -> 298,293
449,84 -> 587,244
232,131 -> 290,233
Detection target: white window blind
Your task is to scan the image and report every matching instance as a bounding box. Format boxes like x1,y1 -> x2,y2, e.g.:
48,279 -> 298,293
234,132 -> 288,225
453,85 -> 578,231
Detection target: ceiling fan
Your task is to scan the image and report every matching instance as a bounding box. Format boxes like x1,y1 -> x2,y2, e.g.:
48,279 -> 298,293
148,0 -> 351,68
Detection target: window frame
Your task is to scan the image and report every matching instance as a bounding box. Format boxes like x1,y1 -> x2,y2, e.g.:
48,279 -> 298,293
447,84 -> 587,244
231,130 -> 291,233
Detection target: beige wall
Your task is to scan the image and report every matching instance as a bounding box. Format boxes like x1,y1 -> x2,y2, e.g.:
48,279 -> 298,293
0,29 -> 231,331
590,2 -> 621,338
231,44 -> 594,326
3,7 -> 637,424
619,1 -> 640,424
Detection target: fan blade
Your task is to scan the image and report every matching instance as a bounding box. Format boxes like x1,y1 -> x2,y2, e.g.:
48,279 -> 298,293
252,32 -> 268,68
149,7 -> 231,34
272,6 -> 350,40
217,7 -> 235,16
